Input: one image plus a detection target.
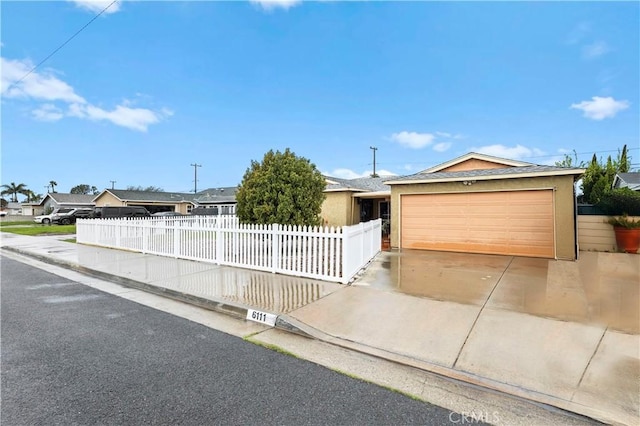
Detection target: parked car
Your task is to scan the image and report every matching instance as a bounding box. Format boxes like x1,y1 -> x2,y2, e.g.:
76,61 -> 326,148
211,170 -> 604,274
152,211 -> 184,217
91,206 -> 151,219
52,208 -> 93,225
34,208 -> 74,224
0,211 -> 7,217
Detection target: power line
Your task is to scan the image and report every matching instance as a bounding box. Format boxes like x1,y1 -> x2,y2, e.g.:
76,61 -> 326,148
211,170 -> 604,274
5,0 -> 119,92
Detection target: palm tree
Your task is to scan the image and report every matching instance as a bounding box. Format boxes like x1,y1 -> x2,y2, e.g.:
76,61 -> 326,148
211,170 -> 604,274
23,190 -> 42,203
49,180 -> 58,193
1,182 -> 29,202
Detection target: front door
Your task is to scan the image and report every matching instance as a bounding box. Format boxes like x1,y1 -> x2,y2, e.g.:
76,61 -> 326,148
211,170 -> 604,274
360,199 -> 374,222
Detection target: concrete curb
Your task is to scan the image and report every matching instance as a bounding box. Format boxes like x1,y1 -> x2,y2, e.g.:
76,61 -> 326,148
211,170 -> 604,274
276,316 -> 614,425
2,245 -> 619,425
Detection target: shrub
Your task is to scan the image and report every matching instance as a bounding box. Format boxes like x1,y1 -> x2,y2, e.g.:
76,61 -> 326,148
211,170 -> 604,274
596,188 -> 640,216
236,148 -> 326,226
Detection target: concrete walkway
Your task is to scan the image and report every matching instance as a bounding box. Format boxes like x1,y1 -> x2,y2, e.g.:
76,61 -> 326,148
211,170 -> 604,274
1,233 -> 638,425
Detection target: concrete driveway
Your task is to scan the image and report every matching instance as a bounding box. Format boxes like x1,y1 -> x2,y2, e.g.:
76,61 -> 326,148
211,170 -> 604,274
357,249 -> 639,334
289,249 -> 639,424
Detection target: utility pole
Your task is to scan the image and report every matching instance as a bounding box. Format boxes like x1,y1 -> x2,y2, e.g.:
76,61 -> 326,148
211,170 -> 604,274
110,180 -> 116,189
191,163 -> 202,193
370,146 -> 379,177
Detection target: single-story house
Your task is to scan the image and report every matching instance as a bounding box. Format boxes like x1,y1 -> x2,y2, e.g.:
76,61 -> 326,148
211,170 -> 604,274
93,189 -> 197,214
21,203 -> 44,216
5,202 -> 23,215
24,193 -> 96,215
321,176 -> 390,227
612,172 -> 640,191
385,152 -> 585,260
193,187 -> 239,215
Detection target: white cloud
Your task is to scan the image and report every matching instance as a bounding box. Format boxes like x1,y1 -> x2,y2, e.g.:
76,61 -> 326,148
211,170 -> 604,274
325,168 -> 397,180
470,144 -> 545,160
2,56 -> 171,131
582,41 -> 609,59
69,103 -> 172,132
390,131 -> 435,149
570,96 -> 629,120
435,131 -> 463,139
32,104 -> 64,122
250,0 -> 301,11
433,142 -> 452,152
1,57 -> 85,103
70,0 -> 121,14
565,21 -> 590,45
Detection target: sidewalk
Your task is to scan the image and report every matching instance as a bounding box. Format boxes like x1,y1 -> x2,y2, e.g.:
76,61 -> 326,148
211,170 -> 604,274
2,233 -> 638,425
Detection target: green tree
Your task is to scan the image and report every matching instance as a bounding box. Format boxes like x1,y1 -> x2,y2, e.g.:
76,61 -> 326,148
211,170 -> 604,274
70,184 -> 99,195
616,144 -> 630,173
23,190 -> 42,203
581,145 -> 633,204
554,150 -> 585,168
1,182 -> 29,202
236,148 -> 326,226
49,180 -> 58,193
126,185 -> 164,192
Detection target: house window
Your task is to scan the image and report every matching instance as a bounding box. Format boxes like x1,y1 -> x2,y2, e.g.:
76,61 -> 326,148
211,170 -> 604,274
187,205 -> 193,213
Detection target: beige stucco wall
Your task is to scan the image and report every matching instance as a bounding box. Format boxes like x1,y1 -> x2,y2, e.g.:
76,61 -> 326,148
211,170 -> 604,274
94,192 -> 193,213
577,215 -> 640,253
94,192 -> 126,207
321,191 -> 356,227
390,175 -> 578,260
441,159 -> 510,172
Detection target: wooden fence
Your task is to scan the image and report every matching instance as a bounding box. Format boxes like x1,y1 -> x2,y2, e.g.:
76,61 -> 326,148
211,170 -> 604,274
76,216 -> 381,283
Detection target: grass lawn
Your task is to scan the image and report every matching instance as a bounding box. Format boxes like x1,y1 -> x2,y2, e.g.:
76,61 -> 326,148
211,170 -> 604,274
0,223 -> 76,236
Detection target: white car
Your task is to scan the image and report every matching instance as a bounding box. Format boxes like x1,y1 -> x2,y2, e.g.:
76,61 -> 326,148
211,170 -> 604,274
34,208 -> 73,224
0,211 -> 7,217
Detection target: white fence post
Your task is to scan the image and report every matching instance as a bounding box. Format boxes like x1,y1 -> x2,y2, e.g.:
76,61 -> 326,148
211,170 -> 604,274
215,218 -> 222,265
142,220 -> 149,254
272,223 -> 280,273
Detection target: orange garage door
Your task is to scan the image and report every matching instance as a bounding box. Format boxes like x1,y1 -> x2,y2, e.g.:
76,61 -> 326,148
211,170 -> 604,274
401,190 -> 555,258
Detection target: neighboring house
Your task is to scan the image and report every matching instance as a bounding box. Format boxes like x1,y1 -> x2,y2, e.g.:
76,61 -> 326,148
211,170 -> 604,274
385,152 -> 584,260
612,172 -> 640,191
321,176 -> 390,227
21,203 -> 45,216
6,202 -> 23,215
193,187 -> 238,215
37,193 -> 96,214
93,189 -> 197,214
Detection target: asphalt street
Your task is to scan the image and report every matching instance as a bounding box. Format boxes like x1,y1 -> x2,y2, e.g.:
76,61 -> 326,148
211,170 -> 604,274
1,255 -> 464,425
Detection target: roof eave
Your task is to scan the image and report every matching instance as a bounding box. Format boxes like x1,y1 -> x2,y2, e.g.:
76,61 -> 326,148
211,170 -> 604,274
387,169 -> 586,185
420,152 -> 535,173
352,191 -> 391,198
324,187 -> 366,193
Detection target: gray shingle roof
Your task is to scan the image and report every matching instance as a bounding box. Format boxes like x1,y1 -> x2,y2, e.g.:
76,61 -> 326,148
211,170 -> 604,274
47,193 -> 96,204
194,187 -> 238,203
385,165 -> 584,184
324,176 -> 391,193
617,172 -> 640,185
107,190 -> 196,203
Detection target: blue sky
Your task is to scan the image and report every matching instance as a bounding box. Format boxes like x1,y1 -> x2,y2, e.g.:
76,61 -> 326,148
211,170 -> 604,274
2,1 -> 638,197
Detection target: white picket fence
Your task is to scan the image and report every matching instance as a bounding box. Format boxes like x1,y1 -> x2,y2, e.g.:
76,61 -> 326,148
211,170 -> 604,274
76,216 -> 381,283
